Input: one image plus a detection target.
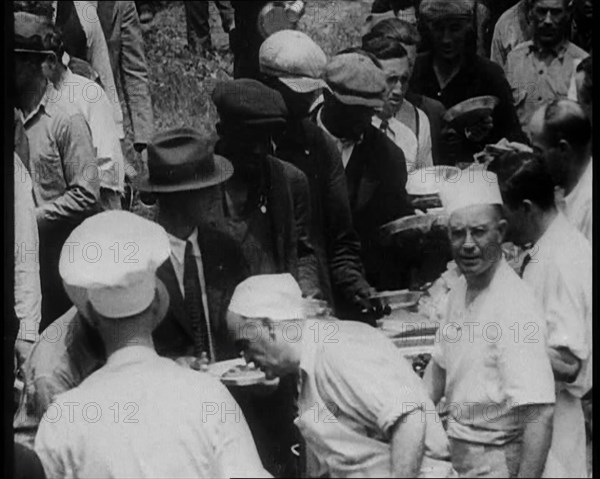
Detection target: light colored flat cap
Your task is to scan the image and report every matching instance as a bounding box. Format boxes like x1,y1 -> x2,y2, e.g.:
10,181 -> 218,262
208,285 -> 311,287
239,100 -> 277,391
439,164 -> 503,216
59,211 -> 170,318
260,30 -> 328,94
228,273 -> 308,321
324,52 -> 386,108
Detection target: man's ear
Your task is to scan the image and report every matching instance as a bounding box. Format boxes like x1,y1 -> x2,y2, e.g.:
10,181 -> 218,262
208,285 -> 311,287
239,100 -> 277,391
557,138 -> 572,155
497,218 -> 508,243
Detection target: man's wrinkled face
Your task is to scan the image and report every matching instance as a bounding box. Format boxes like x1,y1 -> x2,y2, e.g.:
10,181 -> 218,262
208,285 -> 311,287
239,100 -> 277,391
226,312 -> 292,379
379,57 -> 411,118
528,108 -> 567,186
448,204 -> 506,279
531,0 -> 570,47
428,17 -> 471,62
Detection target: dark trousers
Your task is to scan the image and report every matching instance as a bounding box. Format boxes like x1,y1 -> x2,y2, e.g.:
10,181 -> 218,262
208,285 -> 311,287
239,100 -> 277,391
184,1 -> 234,51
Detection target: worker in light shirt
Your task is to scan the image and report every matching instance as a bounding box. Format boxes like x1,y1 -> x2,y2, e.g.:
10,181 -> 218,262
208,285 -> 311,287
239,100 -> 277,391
423,164 -> 556,477
226,273 -> 456,478
34,211 -> 270,479
494,152 -> 592,477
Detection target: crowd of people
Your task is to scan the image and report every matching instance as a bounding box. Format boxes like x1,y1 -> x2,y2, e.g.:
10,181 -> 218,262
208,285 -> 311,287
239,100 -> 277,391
11,0 -> 592,478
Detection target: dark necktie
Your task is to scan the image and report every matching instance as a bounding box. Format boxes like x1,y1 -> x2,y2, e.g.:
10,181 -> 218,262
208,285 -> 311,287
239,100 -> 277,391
519,252 -> 532,278
379,118 -> 389,135
183,240 -> 210,358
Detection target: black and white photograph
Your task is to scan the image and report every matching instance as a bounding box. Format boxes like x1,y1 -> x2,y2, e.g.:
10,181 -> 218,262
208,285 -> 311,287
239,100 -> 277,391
6,0 -> 593,477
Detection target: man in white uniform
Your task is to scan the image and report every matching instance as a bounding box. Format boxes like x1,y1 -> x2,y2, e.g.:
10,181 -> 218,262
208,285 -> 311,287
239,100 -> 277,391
495,152 -> 592,477
226,273 -> 456,478
34,211 -> 269,479
423,164 -> 556,477
528,99 -> 592,244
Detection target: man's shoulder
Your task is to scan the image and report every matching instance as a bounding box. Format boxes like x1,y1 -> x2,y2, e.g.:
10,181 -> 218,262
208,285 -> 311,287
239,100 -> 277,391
565,41 -> 589,60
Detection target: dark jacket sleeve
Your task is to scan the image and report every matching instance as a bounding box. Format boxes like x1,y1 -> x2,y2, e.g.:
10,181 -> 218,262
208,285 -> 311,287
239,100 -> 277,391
281,161 -> 322,299
486,59 -> 528,144
118,1 -> 154,145
317,130 -> 371,301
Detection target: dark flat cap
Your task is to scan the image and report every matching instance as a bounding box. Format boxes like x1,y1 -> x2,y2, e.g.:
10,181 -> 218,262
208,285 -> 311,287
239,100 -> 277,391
211,79 -> 288,130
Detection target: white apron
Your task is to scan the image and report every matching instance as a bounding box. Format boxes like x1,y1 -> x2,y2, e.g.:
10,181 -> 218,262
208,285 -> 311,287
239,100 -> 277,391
295,370 -> 455,478
543,388 -> 587,478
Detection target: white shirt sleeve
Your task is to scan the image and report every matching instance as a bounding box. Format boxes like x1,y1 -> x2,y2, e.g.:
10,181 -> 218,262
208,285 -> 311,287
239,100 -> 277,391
75,1 -> 124,138
14,154 -> 42,341
416,109 -> 433,170
209,383 -> 272,478
34,408 -> 75,479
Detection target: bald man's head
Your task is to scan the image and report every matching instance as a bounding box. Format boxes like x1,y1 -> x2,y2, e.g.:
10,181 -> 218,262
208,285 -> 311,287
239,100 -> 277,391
529,99 -> 591,187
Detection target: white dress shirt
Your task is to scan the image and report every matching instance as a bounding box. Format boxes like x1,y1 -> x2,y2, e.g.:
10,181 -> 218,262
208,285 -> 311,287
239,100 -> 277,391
52,0 -> 124,137
522,213 -> 591,477
14,153 -> 42,341
56,68 -> 125,191
168,229 -> 213,359
560,158 -> 592,244
35,345 -> 270,478
372,111 -> 433,173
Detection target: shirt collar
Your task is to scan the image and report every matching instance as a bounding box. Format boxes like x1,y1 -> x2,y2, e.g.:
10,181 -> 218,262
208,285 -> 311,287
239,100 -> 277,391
530,39 -> 569,61
22,82 -> 55,125
106,345 -> 159,368
168,228 -> 200,265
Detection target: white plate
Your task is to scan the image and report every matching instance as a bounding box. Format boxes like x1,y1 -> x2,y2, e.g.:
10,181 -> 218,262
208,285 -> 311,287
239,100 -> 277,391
208,358 -> 279,387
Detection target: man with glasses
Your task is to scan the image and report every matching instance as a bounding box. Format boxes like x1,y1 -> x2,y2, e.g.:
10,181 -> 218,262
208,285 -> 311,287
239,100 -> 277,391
505,0 -> 589,131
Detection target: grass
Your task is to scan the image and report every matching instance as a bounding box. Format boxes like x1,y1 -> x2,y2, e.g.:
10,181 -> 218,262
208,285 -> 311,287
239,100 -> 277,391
142,1 -> 371,139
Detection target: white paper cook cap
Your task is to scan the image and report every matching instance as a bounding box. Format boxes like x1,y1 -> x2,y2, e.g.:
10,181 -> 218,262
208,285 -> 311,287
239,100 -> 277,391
439,164 -> 503,216
228,274 -> 307,321
59,211 -> 170,318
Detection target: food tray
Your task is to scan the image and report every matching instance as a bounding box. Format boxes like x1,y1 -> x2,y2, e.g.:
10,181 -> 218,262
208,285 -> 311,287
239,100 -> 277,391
378,310 -> 439,338
369,290 -> 422,310
380,214 -> 435,237
406,166 -> 461,196
443,95 -> 499,128
207,358 -> 279,387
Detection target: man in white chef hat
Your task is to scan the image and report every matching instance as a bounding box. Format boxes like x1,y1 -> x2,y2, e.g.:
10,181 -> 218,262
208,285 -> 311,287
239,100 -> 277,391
423,165 -> 556,477
226,273 -> 456,478
33,211 -> 269,479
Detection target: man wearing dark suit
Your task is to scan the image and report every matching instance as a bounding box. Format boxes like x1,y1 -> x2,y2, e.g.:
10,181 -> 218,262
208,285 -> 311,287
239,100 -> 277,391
13,129 -> 244,446
312,52 -> 414,291
96,1 -> 154,179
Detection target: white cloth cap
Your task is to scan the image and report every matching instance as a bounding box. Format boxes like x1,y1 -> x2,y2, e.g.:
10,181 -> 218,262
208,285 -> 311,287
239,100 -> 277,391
439,164 -> 503,216
228,273 -> 307,321
59,211 -> 170,318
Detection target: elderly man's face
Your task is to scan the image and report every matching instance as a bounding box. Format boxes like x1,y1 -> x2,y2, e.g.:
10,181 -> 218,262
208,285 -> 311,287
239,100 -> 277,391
226,312 -> 296,379
530,0 -> 570,47
380,57 -> 412,118
448,204 -> 507,279
428,17 -> 471,62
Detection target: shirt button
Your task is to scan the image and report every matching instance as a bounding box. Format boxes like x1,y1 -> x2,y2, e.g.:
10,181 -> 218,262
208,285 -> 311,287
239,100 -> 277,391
538,97 -> 543,101
437,91 -> 442,97
538,69 -> 544,74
